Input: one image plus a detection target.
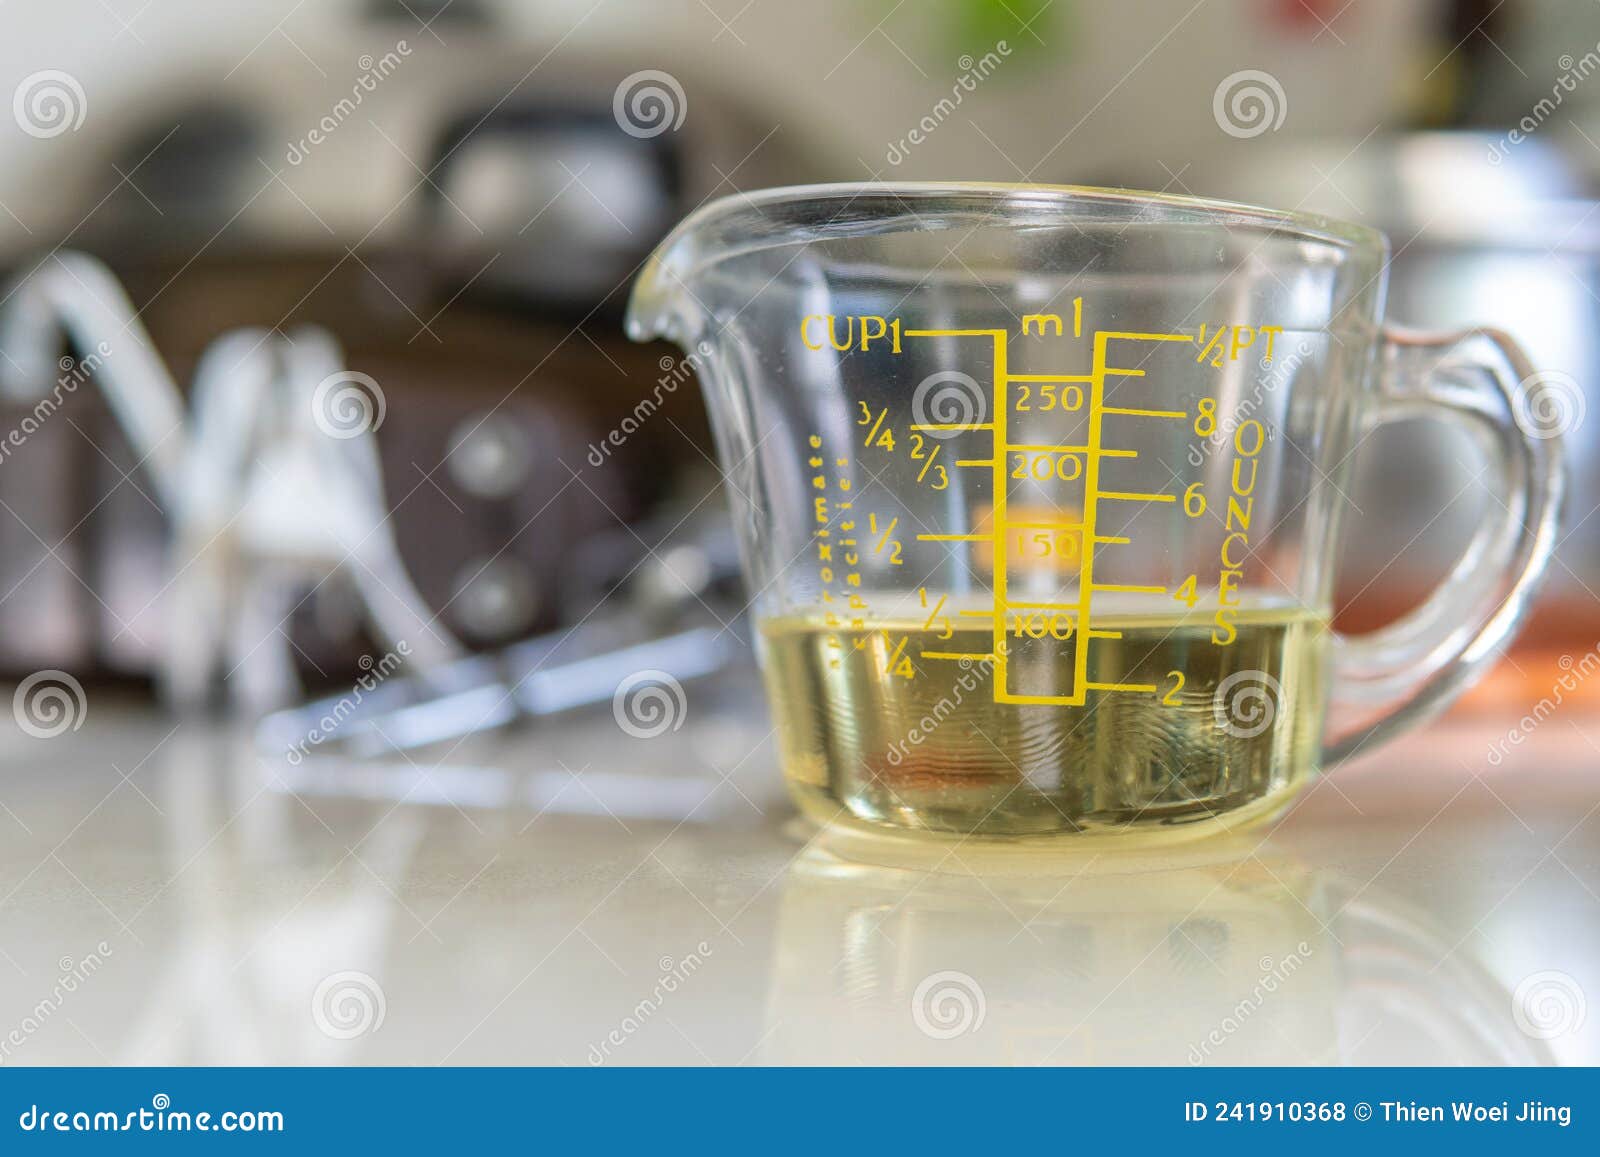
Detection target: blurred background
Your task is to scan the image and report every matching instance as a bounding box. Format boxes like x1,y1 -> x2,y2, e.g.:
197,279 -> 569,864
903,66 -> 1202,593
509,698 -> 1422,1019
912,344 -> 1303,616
0,0 -> 1595,700
0,0 -> 1597,1068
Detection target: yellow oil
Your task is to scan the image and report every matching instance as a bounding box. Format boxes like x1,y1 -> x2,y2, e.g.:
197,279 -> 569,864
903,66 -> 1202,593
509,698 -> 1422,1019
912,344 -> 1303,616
758,605 -> 1327,840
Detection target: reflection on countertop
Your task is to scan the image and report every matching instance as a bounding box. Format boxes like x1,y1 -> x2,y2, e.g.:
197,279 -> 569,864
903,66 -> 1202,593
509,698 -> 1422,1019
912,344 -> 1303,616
764,839 -> 1543,1065
0,687 -> 1596,1066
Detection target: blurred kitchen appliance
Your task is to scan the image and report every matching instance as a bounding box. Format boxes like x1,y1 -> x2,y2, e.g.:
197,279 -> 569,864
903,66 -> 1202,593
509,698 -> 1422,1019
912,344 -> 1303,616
0,0 -> 799,683
1,252 -> 464,708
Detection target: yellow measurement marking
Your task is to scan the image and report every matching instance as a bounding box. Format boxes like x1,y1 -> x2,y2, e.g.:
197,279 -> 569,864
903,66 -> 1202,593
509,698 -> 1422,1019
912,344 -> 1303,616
955,458 -> 996,468
904,328 -> 1009,338
870,515 -> 899,554
995,692 -> 1079,706
1098,331 -> 1194,344
978,326 -> 1202,709
1099,490 -> 1176,504
1073,330 -> 1113,705
915,442 -> 942,483
882,634 -> 910,674
1101,406 -> 1186,420
862,407 -> 887,448
1093,583 -> 1168,594
912,422 -> 993,431
921,592 -> 948,631
991,330 -> 1009,699
956,609 -> 994,618
917,532 -> 987,542
1005,444 -> 1136,457
921,651 -> 994,662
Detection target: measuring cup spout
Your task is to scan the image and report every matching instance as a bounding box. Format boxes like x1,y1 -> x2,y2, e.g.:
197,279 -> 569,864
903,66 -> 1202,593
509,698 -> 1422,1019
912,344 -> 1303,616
623,251 -> 688,346
624,213 -> 724,347
628,184 -> 876,346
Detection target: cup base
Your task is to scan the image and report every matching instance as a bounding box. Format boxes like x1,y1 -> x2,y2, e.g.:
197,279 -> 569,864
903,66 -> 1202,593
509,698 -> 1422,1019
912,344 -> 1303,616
784,772 -> 1311,873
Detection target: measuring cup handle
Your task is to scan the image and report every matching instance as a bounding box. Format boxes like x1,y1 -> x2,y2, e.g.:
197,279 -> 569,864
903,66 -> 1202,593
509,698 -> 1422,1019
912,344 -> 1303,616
1323,324 -> 1567,764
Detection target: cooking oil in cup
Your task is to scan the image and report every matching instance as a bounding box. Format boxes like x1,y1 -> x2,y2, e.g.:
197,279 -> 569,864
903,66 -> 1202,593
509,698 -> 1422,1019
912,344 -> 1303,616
758,603 -> 1327,840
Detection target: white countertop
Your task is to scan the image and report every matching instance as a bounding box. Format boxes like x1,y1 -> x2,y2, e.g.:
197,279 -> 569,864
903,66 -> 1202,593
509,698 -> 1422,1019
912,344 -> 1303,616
0,677 -> 1596,1067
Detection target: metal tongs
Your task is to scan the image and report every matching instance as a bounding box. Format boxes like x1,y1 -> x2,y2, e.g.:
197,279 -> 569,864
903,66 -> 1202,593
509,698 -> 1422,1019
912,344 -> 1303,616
255,615 -> 744,760
256,505 -> 751,760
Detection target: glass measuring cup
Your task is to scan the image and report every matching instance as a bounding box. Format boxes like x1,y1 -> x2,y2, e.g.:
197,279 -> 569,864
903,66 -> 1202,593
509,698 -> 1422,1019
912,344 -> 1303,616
626,183 -> 1563,844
